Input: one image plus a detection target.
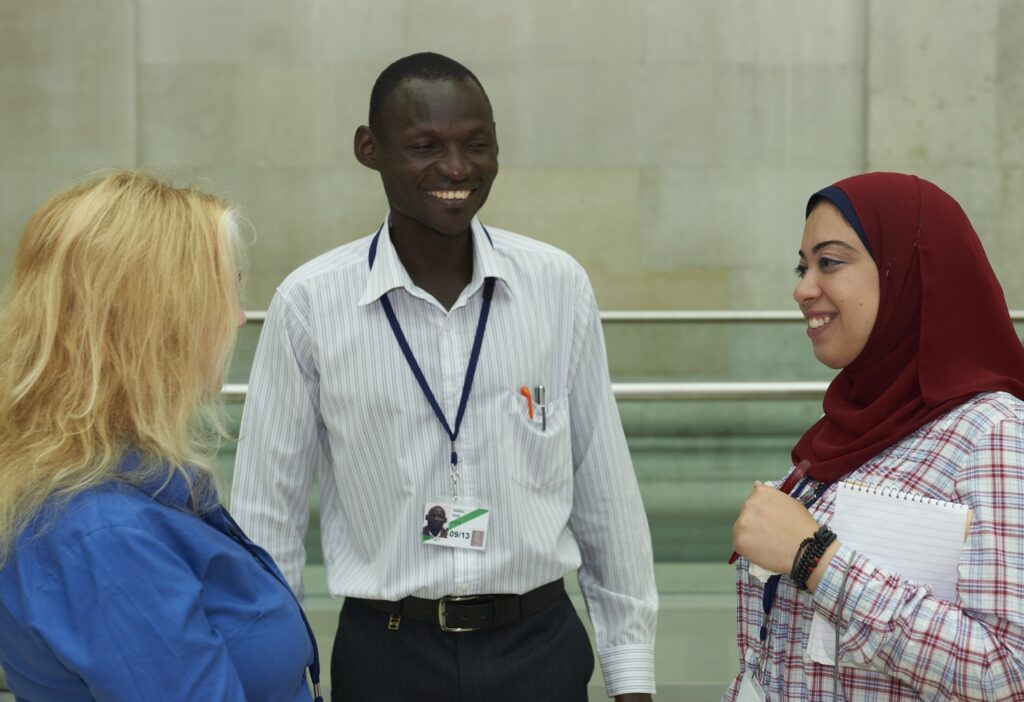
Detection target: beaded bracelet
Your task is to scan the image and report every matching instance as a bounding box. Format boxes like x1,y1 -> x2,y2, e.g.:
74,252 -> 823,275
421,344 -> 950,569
790,525 -> 830,582
793,542 -> 823,589
791,525 -> 837,590
793,526 -> 836,590
791,536 -> 816,583
792,536 -> 822,591
797,527 -> 834,584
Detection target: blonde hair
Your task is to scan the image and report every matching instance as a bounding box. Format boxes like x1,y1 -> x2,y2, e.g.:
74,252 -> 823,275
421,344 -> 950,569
0,170 -> 243,563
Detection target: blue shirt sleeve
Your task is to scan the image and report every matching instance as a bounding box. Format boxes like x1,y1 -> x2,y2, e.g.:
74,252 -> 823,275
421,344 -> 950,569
29,524 -> 249,702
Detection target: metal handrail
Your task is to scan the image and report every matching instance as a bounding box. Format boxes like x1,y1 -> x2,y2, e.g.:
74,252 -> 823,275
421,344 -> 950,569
227,310 -> 1021,401
221,381 -> 830,402
611,381 -> 828,400
245,310 -> 1024,324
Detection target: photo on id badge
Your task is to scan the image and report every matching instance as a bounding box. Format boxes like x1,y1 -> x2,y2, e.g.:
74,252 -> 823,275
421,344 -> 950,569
421,501 -> 490,550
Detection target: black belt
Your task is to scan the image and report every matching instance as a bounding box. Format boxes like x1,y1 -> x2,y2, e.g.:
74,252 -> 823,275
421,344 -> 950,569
354,578 -> 565,633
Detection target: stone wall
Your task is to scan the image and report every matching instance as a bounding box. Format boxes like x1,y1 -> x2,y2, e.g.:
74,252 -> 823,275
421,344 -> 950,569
2,0 -> 1021,328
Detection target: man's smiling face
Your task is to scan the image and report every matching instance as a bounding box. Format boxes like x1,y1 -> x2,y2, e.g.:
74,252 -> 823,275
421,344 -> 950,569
368,77 -> 498,237
426,506 -> 446,532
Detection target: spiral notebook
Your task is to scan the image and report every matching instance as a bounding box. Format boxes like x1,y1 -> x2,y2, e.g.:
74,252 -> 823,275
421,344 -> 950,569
807,480 -> 973,666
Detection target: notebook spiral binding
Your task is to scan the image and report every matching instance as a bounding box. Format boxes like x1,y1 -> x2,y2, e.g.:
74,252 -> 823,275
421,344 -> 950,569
840,481 -> 968,509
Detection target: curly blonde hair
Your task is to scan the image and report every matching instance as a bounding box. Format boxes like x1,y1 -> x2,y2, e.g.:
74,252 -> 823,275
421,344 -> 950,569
0,170 -> 244,563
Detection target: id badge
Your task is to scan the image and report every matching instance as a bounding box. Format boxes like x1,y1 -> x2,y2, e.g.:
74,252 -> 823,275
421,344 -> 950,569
421,501 -> 490,550
736,671 -> 766,702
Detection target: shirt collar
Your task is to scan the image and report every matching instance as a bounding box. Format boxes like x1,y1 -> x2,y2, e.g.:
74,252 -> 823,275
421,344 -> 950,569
358,215 -> 514,307
117,451 -> 217,513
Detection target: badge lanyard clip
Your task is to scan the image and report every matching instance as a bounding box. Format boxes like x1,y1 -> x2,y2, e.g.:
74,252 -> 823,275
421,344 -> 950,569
450,440 -> 460,502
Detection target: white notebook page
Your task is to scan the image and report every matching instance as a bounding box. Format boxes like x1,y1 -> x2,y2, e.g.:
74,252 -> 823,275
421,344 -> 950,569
807,481 -> 972,666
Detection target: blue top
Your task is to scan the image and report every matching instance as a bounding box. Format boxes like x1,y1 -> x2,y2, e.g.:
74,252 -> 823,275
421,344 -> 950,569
0,463 -> 315,701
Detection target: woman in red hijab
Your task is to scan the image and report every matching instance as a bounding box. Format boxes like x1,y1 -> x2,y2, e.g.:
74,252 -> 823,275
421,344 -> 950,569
727,173 -> 1024,701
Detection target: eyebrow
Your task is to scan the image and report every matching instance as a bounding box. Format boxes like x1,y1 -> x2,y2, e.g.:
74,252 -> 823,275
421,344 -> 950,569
797,240 -> 861,258
400,121 -> 492,136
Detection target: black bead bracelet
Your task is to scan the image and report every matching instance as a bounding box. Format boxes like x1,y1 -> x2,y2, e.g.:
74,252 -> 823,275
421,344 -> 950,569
790,525 -> 837,591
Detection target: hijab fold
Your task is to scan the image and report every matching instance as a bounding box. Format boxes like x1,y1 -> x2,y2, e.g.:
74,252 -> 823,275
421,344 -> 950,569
783,173 -> 1024,494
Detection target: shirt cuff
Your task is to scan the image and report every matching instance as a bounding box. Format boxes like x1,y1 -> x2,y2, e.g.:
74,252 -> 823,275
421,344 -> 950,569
812,543 -> 871,626
598,644 -> 656,697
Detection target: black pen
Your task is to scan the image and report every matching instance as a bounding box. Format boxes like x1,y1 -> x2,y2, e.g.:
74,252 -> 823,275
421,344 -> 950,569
534,385 -> 546,432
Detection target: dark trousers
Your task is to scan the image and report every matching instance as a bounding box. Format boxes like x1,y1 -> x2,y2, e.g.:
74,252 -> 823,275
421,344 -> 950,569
330,592 -> 595,701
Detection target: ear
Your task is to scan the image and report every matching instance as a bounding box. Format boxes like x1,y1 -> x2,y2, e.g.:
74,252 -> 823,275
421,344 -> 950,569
353,125 -> 379,170
492,121 -> 499,158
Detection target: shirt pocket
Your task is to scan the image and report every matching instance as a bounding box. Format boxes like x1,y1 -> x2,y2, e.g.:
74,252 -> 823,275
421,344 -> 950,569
506,390 -> 572,489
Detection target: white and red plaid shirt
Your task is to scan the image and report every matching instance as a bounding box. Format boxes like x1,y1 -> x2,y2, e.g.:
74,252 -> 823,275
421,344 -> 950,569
724,392 -> 1024,701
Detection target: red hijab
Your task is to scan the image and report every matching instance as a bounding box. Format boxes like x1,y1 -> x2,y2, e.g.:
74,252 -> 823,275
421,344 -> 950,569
783,172 -> 1024,493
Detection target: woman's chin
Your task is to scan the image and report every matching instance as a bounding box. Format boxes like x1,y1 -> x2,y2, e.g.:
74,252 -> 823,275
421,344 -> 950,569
812,348 -> 846,370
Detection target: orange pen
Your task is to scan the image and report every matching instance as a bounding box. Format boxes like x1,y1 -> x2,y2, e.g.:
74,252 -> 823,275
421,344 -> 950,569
518,386 -> 534,420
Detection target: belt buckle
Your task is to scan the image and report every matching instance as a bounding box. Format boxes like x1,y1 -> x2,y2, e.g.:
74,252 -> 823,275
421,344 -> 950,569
438,594 -> 481,633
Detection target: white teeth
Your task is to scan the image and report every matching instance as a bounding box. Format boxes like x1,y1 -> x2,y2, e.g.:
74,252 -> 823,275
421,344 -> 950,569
430,190 -> 470,200
808,316 -> 832,329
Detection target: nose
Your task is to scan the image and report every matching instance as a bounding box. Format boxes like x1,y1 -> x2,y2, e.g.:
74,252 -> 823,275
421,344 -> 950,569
236,306 -> 246,329
436,146 -> 469,181
793,271 -> 819,307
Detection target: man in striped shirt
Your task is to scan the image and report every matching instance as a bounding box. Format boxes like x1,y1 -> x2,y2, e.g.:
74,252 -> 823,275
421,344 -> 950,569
231,52 -> 658,701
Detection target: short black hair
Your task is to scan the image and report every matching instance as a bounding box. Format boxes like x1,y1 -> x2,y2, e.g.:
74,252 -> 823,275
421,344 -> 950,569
368,52 -> 490,135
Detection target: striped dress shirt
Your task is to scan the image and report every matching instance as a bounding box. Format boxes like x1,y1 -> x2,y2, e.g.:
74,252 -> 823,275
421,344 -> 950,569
724,391 -> 1024,701
231,217 -> 658,696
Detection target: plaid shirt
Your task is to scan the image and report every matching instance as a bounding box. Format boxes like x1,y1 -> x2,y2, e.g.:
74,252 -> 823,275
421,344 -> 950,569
724,392 -> 1024,701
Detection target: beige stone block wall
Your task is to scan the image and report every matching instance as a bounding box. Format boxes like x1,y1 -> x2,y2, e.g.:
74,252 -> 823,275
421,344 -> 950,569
0,0 -> 136,277
646,0 -> 864,65
0,1 -> 136,170
1,0 -> 1021,334
866,0 -> 1022,306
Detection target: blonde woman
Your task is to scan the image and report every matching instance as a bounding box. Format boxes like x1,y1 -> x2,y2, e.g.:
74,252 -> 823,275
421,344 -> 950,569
0,172 -> 322,701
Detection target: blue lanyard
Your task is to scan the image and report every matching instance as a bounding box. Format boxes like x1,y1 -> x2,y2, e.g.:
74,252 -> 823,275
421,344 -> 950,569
368,226 -> 495,471
759,477 -> 831,644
